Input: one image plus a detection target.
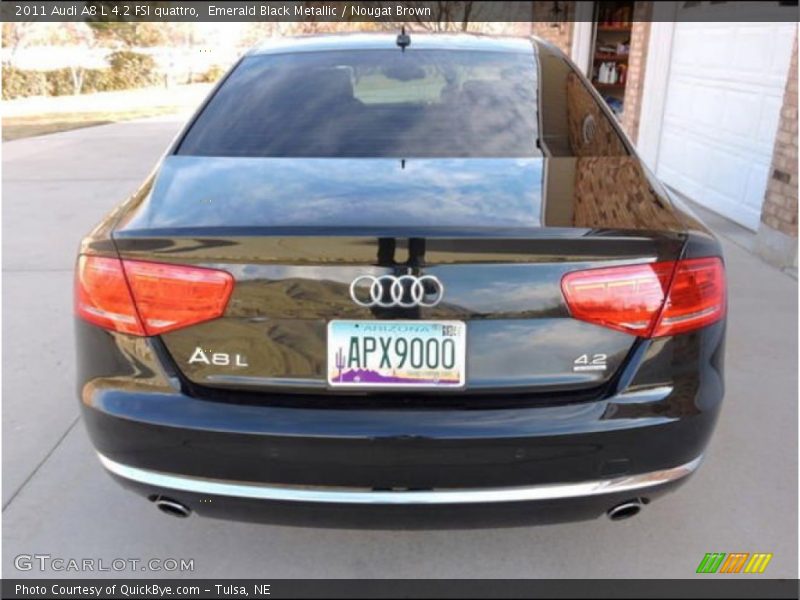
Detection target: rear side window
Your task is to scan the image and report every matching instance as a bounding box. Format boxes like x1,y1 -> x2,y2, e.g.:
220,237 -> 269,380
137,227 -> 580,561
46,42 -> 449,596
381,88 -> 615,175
177,49 -> 540,158
536,42 -> 629,157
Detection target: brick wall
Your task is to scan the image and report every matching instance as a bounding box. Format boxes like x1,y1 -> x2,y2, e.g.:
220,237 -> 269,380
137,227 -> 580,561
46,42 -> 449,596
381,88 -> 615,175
760,33 -> 798,238
527,2 -> 651,143
620,3 -> 652,142
566,72 -> 627,157
756,31 -> 798,268
529,1 -> 574,55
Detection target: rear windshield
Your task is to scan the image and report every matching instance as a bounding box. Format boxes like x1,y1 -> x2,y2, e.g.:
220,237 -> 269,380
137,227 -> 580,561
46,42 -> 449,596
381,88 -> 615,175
177,49 -> 540,158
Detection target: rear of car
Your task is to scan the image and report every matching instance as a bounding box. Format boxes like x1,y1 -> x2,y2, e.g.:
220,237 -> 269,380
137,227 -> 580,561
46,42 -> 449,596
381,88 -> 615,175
75,35 -> 726,527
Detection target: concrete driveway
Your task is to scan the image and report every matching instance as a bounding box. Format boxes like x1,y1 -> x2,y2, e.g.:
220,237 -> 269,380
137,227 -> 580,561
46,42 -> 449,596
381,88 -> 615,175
2,117 -> 797,579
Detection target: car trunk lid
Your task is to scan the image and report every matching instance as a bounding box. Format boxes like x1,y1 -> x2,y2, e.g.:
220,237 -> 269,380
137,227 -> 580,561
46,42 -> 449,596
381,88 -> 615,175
112,156 -> 687,397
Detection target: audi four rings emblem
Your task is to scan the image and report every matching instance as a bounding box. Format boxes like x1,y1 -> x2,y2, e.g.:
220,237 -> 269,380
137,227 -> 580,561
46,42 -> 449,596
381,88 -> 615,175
349,275 -> 445,308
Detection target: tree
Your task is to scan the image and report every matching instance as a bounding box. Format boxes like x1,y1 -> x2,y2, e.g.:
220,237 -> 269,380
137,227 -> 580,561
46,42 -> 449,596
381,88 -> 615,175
386,1 -> 486,33
1,22 -> 98,94
238,23 -> 279,49
56,23 -> 98,94
31,23 -> 98,94
1,22 -> 44,65
83,1 -> 172,47
87,22 -> 165,48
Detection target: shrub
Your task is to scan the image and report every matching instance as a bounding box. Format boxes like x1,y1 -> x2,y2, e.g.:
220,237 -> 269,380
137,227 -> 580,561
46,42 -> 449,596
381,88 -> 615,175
2,52 -> 161,100
81,69 -> 115,94
44,68 -> 76,96
107,50 -> 160,89
2,67 -> 49,100
44,68 -> 119,95
196,65 -> 226,83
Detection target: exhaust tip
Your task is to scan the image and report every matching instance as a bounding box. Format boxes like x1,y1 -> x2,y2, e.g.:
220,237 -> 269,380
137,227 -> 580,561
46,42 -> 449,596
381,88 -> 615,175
151,495 -> 191,518
607,499 -> 643,521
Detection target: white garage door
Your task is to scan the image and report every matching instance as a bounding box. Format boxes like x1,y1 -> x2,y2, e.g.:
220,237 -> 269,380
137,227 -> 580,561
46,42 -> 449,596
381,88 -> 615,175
655,21 -> 795,230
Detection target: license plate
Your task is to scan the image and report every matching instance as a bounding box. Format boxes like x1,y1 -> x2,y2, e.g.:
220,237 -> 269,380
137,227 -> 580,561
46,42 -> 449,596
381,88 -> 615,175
327,320 -> 466,388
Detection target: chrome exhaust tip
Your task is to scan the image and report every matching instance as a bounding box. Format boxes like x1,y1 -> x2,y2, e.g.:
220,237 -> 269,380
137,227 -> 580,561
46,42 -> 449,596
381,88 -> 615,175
152,496 -> 191,518
607,499 -> 644,521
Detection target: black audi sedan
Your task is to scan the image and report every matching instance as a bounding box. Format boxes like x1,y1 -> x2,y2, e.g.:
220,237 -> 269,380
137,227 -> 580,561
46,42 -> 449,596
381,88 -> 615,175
75,33 -> 726,528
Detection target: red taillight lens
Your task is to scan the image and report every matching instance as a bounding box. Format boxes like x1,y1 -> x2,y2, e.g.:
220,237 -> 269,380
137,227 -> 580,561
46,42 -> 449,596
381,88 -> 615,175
561,257 -> 725,338
651,257 -> 726,337
75,256 -> 144,335
122,259 -> 234,335
75,256 -> 234,336
561,262 -> 673,336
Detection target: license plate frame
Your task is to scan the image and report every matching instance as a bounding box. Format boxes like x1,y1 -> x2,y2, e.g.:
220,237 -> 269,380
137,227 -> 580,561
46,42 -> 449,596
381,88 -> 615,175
327,320 -> 467,389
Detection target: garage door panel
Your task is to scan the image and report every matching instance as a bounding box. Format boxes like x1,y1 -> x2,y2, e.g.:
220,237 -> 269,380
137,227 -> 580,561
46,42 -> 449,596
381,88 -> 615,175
659,118 -> 774,230
720,88 -> 763,139
745,166 -> 772,214
757,94 -> 786,146
700,29 -> 732,69
656,21 -> 795,230
702,192 -> 761,231
755,24 -> 796,84
692,85 -> 725,130
671,27 -> 705,66
709,149 -> 753,199
663,81 -> 693,119
734,25 -> 784,73
663,80 -> 772,145
658,132 -> 707,189
665,79 -> 782,150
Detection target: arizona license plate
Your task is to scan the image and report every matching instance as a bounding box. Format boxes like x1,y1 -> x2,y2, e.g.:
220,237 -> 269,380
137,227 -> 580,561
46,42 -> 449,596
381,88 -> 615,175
327,320 -> 466,388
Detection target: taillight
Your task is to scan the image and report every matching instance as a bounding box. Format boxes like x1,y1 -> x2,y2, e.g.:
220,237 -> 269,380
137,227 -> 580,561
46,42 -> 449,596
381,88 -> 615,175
75,256 -> 233,336
75,256 -> 144,335
561,257 -> 725,338
651,258 -> 726,337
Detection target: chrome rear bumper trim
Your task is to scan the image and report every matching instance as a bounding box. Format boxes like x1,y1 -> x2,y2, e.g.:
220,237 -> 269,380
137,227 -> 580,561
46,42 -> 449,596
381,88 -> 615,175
98,453 -> 702,505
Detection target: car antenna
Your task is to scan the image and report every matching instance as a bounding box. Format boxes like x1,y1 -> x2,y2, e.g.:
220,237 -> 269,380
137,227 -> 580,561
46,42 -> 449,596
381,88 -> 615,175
396,26 -> 410,52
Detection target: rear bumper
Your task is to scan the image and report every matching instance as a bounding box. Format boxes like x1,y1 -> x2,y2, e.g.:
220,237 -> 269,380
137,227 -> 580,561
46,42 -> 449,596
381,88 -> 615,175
78,320 -> 725,527
99,451 -> 700,528
82,383 -> 718,489
100,451 -> 701,504
81,378 -> 719,527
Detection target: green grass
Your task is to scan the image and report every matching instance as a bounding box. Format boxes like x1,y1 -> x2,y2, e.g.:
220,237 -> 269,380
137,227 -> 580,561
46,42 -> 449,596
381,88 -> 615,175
2,105 -> 181,141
